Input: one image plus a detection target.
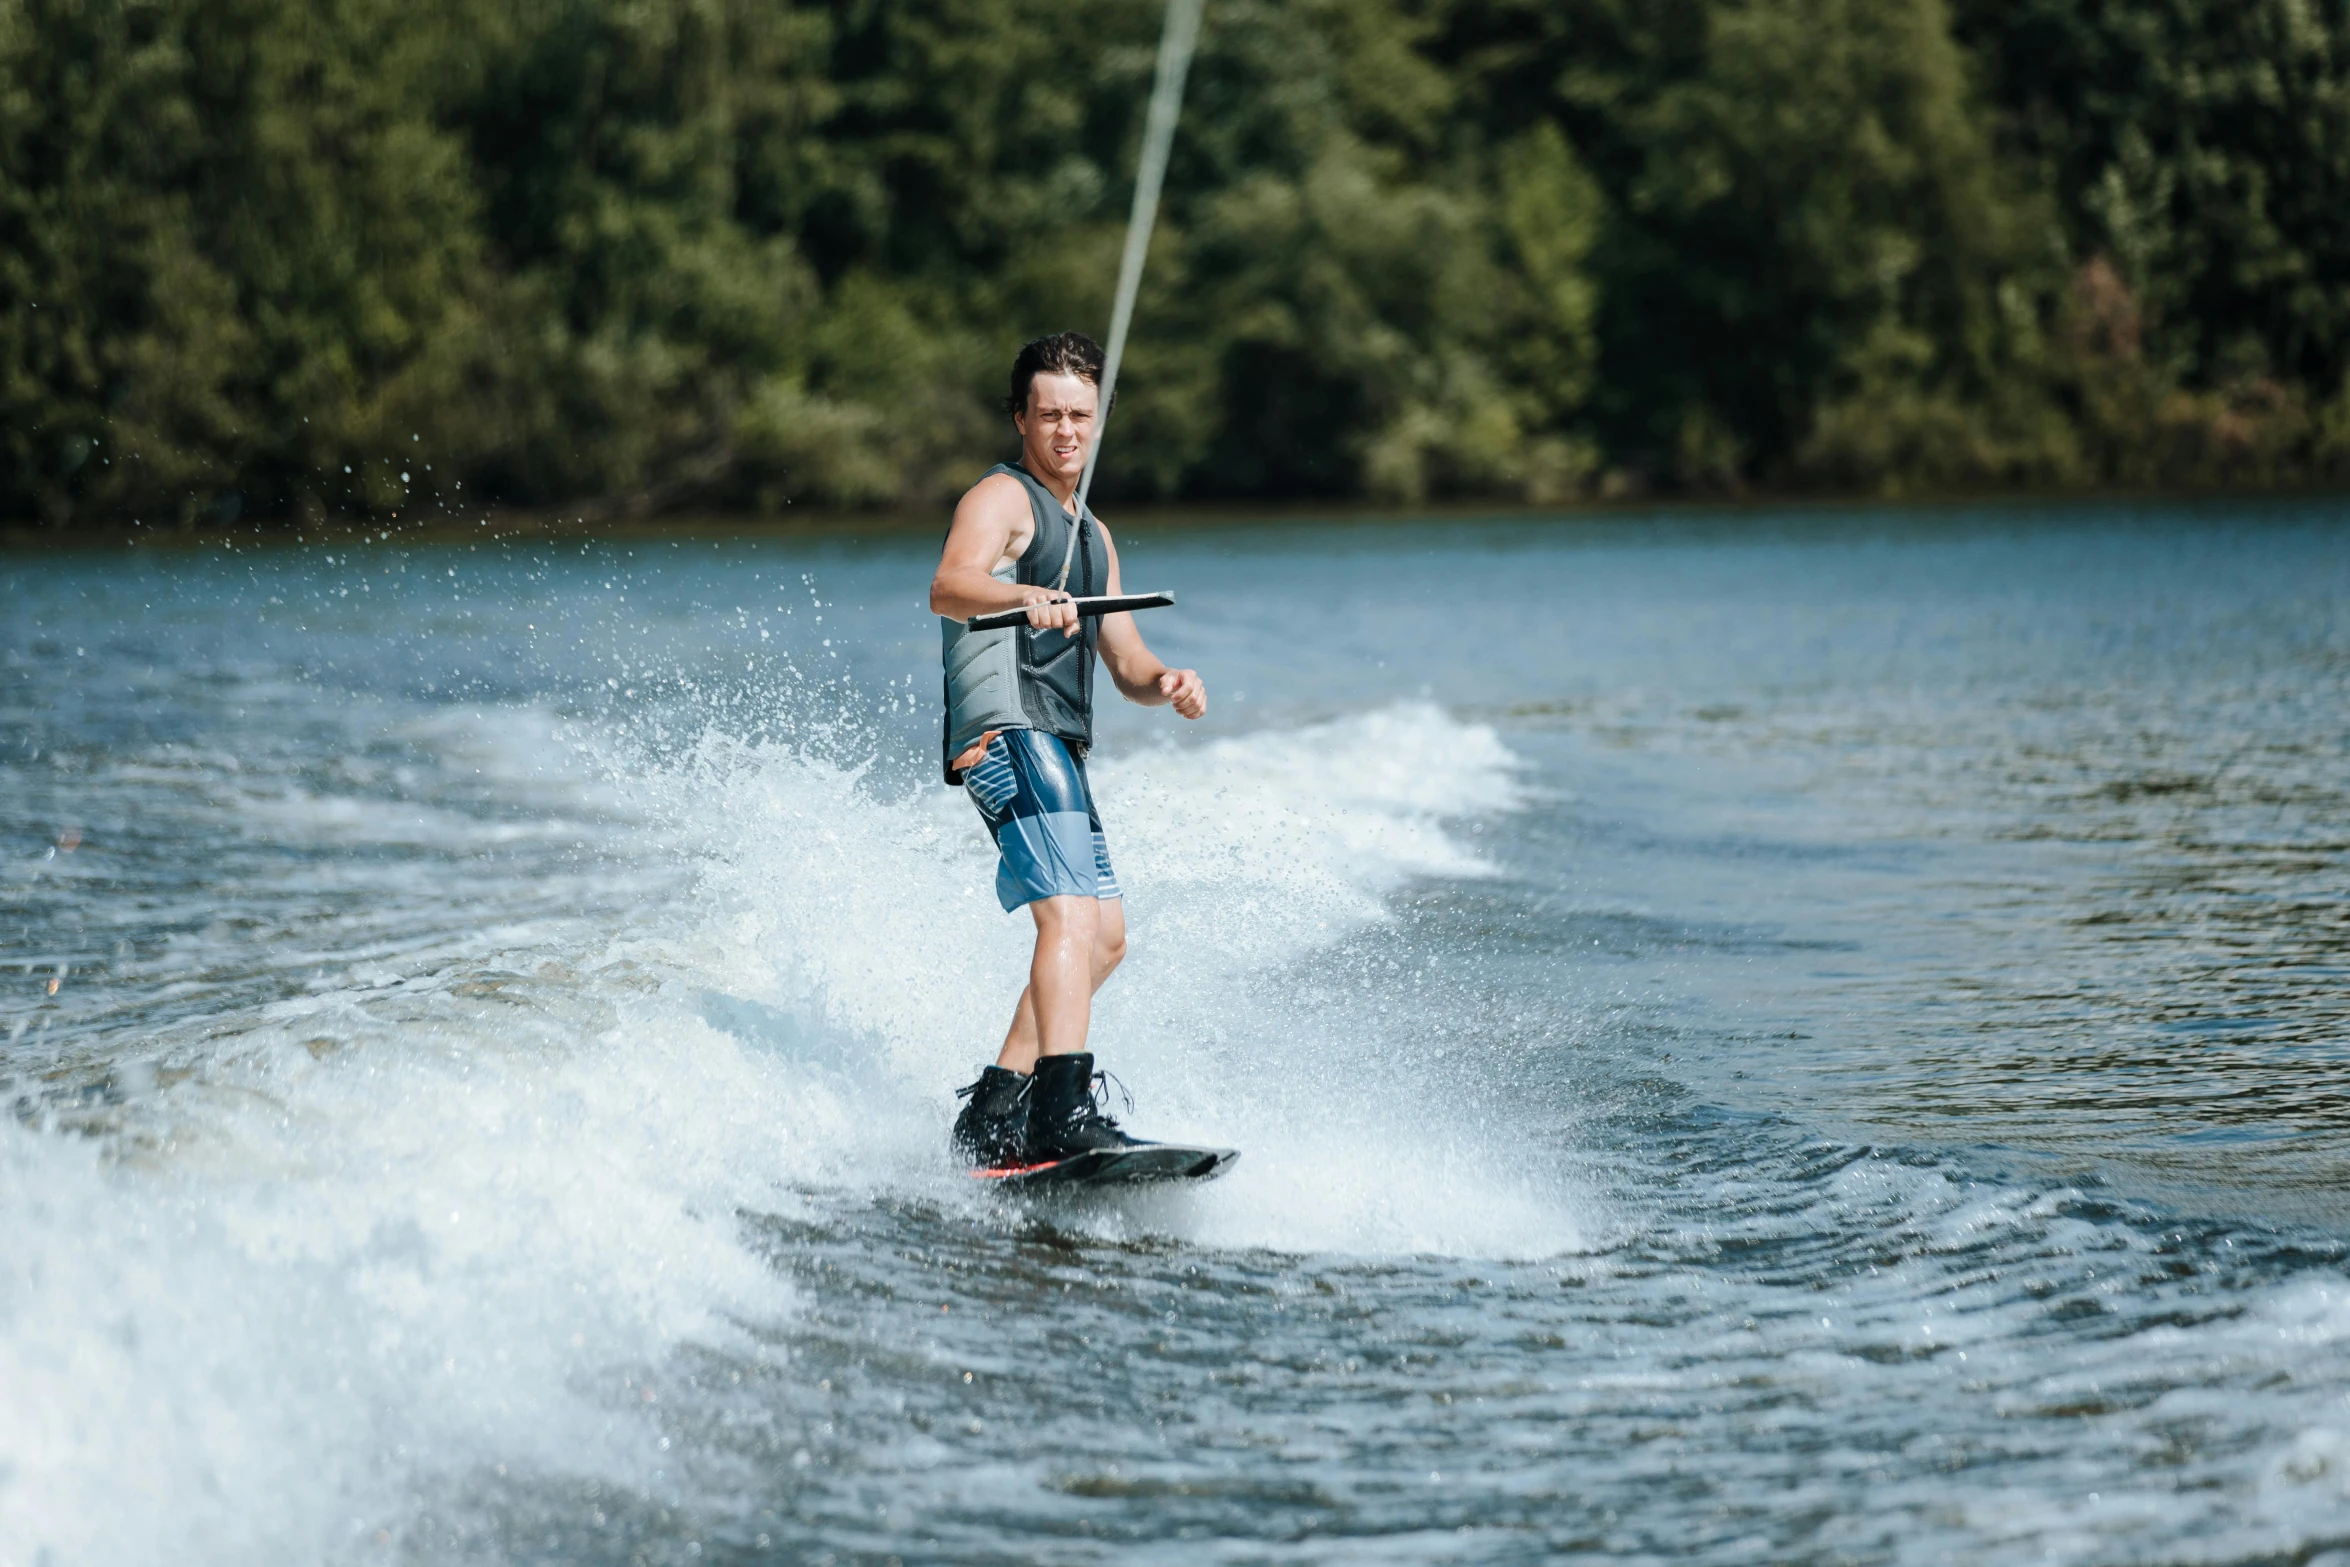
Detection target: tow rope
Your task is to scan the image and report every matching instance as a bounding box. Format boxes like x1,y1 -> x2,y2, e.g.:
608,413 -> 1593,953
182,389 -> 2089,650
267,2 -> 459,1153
1058,0 -> 1207,586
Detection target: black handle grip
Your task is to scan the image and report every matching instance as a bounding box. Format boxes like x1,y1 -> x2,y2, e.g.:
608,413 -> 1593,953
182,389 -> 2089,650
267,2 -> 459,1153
965,591 -> 1175,631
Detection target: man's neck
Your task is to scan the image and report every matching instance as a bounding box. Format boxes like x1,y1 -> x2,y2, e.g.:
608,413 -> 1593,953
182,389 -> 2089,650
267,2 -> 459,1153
1023,456 -> 1081,511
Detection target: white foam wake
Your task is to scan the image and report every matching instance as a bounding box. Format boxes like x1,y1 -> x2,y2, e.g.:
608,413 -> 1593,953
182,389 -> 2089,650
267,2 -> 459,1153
0,699 -> 1577,1566
642,700 -> 1585,1256
0,973 -> 800,1564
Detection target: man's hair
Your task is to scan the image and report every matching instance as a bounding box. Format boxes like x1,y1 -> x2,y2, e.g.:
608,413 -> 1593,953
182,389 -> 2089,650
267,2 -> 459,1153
1006,332 -> 1108,416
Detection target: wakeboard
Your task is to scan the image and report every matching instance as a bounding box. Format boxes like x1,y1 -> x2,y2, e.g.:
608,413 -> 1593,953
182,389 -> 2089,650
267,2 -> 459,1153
968,1144 -> 1238,1193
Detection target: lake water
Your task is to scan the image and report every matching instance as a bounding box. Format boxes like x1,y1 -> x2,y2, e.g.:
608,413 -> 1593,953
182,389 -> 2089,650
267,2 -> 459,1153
5,499 -> 2349,1564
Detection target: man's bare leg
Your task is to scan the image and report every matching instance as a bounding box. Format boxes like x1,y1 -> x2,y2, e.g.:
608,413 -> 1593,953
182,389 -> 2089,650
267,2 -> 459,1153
995,896 -> 1127,1073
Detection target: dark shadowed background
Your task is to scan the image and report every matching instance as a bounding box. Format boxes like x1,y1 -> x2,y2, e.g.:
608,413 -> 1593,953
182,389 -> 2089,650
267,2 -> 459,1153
6,0 -> 2350,530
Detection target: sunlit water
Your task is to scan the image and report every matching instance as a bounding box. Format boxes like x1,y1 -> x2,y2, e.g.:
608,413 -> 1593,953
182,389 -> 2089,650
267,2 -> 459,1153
5,500 -> 2349,1565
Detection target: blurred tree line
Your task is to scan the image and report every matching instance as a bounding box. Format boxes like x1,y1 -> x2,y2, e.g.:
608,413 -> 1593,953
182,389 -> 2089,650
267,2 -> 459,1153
5,0 -> 2350,526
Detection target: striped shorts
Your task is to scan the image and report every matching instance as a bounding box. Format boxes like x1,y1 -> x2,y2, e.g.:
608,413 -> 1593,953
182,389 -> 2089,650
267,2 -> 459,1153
961,729 -> 1122,912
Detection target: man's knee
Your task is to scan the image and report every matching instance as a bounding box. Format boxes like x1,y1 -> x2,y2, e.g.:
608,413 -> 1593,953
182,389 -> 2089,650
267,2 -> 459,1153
1096,919 -> 1127,973
1032,894 -> 1097,943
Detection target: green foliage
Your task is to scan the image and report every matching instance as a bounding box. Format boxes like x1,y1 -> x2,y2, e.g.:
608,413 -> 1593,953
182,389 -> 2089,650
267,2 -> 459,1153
1954,0 -> 2350,387
4,0 -> 2350,525
0,0 -> 490,521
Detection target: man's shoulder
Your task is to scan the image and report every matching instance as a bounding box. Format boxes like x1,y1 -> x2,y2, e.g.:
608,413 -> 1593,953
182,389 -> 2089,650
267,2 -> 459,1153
962,466 -> 1025,499
957,468 -> 1035,517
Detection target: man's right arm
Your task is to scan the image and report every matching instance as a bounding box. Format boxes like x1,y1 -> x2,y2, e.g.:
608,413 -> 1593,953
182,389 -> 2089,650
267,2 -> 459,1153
928,474 -> 1081,633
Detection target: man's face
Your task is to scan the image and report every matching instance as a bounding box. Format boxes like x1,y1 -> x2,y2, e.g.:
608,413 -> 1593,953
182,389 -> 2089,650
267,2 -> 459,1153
1014,372 -> 1099,484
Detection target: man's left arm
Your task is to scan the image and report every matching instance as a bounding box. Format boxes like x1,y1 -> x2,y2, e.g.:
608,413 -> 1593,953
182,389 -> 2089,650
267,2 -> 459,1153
1095,526 -> 1206,719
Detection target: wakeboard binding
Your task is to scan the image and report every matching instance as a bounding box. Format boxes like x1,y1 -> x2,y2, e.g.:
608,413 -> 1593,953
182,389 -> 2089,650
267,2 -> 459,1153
953,1052 -> 1237,1191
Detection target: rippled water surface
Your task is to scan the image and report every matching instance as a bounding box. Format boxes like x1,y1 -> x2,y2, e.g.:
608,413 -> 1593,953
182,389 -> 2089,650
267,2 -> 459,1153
5,501 -> 2350,1565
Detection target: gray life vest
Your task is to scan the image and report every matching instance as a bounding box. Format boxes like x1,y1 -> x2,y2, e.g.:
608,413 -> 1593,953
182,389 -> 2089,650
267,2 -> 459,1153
940,462 -> 1109,782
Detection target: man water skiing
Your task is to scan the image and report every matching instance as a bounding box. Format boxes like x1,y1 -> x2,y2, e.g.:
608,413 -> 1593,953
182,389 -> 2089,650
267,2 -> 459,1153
930,332 -> 1207,1168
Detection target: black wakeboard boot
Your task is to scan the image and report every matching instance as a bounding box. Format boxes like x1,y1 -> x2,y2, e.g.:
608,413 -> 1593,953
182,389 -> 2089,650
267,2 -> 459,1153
951,1065 -> 1032,1168
1025,1052 -> 1144,1162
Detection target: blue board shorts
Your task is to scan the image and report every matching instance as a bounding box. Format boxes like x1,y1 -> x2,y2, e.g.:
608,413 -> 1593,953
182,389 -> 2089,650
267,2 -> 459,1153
962,729 -> 1122,912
